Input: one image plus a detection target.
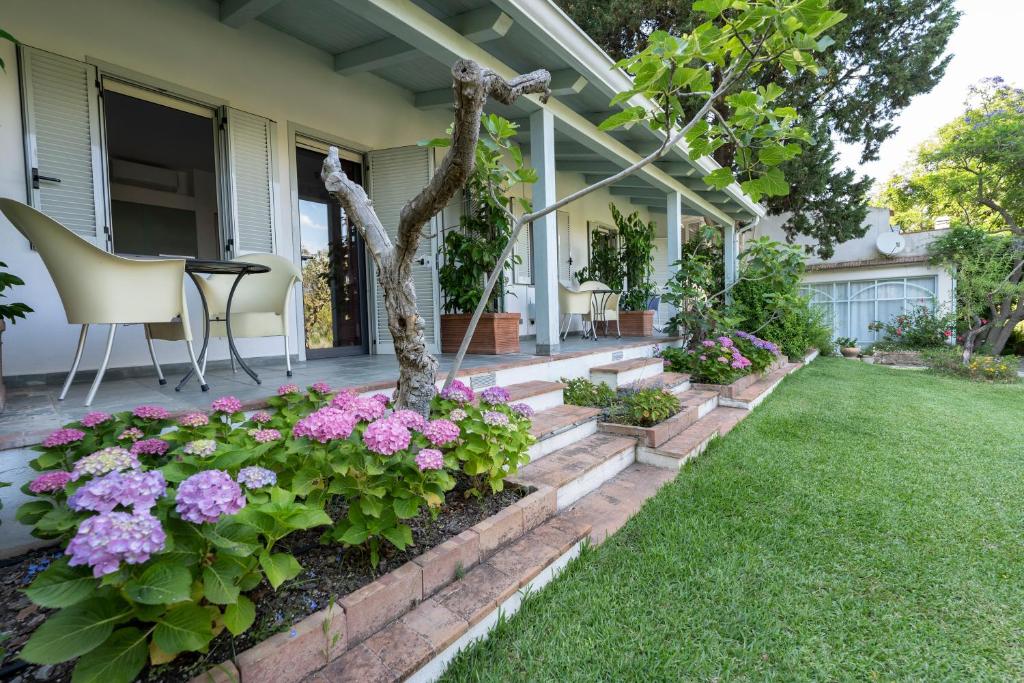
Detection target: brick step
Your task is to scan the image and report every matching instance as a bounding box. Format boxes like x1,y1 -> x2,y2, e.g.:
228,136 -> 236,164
623,371 -> 691,395
513,433 -> 637,510
527,404 -> 602,461
637,406 -> 747,470
500,380 -> 565,412
589,356 -> 663,389
679,388 -> 720,418
564,463 -> 677,544
720,364 -> 799,410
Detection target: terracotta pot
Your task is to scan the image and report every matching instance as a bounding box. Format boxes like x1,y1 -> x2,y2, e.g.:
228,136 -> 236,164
840,346 -> 860,358
440,312 -> 521,354
618,310 -> 655,337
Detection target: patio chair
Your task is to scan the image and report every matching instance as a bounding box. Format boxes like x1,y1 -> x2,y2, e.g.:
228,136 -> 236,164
584,291 -> 622,338
559,283 -> 593,340
0,199 -> 207,406
646,294 -> 662,332
146,253 -> 302,376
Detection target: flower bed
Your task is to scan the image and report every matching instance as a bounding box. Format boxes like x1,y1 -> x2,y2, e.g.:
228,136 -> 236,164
5,380 -> 536,683
561,376 -> 684,446
660,331 -> 783,393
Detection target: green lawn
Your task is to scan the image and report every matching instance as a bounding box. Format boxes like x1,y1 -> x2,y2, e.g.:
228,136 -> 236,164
441,358 -> 1024,681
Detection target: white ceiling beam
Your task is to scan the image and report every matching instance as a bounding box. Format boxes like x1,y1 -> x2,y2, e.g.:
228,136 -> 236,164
220,0 -> 285,27
414,87 -> 456,110
548,70 -> 588,96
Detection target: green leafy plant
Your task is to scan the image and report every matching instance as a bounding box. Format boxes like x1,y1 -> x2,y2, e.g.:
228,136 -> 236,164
0,28 -> 15,73
868,305 -> 954,350
663,228 -> 732,341
575,228 -> 623,290
0,261 -> 33,326
611,204 -> 657,311
560,377 -> 616,408
835,336 -> 858,348
607,387 -> 680,427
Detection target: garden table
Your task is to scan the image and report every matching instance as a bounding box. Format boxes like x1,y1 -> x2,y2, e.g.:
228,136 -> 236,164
587,288 -> 620,340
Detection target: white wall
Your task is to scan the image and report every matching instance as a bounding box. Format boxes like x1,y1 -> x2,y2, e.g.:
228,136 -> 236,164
0,0 -> 455,376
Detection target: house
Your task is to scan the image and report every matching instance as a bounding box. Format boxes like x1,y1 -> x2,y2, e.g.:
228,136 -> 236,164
0,0 -> 762,387
752,207 -> 955,345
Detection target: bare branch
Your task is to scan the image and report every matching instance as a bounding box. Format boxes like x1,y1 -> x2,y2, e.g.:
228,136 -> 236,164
322,147 -> 394,267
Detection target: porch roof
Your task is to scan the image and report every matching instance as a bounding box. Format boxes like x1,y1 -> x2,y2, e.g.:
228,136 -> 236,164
216,0 -> 764,225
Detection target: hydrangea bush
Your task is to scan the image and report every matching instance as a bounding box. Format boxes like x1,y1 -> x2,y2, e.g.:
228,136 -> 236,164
16,381 -> 534,681
661,331 -> 782,384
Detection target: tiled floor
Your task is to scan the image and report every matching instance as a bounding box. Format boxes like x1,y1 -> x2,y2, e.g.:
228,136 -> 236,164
1,335 -> 668,440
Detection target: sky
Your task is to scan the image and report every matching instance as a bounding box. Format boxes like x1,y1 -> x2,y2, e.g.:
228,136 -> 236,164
835,0 -> 1024,192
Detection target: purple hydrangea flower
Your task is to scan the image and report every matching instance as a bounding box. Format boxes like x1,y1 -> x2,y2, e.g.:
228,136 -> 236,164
28,471 -> 72,494
248,428 -> 282,443
212,396 -> 243,414
370,394 -> 390,407
717,356 -> 728,363
510,402 -> 535,418
183,439 -> 217,457
118,427 -> 144,442
717,336 -> 734,348
178,412 -> 209,428
130,438 -> 170,456
251,411 -> 272,424
175,470 -> 246,524
330,390 -> 357,410
310,382 -> 332,394
448,408 -> 467,422
390,409 -> 426,431
439,380 -> 474,404
80,412 -> 112,428
42,428 -> 85,449
415,448 -> 444,471
237,466 -> 277,490
71,447 -> 140,481
362,418 -> 411,455
68,470 -> 167,513
480,386 -> 510,405
66,512 -> 166,577
292,407 -> 357,443
701,340 -> 716,348
483,411 -> 510,427
133,405 -> 169,420
423,419 -> 460,446
346,396 -> 386,422
277,384 -> 300,396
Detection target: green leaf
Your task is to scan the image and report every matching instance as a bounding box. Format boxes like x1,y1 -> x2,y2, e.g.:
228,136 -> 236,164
223,595 -> 256,636
123,562 -> 191,605
70,627 -> 148,683
381,524 -> 413,551
693,0 -> 731,15
338,524 -> 369,546
153,604 -> 213,654
20,597 -> 132,664
360,496 -> 384,518
703,168 -> 735,190
597,106 -> 645,131
259,551 -> 302,590
16,500 -> 54,525
23,559 -> 96,608
202,558 -> 242,605
393,497 -> 421,519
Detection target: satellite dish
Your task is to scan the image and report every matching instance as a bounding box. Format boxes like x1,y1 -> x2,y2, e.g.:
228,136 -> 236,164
876,232 -> 906,256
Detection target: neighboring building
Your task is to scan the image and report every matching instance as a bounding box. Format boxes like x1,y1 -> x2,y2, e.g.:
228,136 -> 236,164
0,0 -> 761,380
752,207 -> 955,345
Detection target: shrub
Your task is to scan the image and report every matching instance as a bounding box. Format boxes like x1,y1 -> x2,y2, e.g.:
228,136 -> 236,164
868,305 -> 955,350
607,388 -> 680,427
15,381 -> 533,681
561,377 -> 616,408
662,335 -> 752,384
835,336 -> 858,348
921,347 -> 1020,383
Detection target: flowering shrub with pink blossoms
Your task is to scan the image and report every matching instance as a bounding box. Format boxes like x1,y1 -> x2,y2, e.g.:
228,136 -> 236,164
661,331 -> 781,384
15,380 -> 533,681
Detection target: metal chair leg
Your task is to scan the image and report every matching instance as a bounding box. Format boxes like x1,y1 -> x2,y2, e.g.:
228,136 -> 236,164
146,336 -> 167,386
283,334 -> 293,377
59,324 -> 89,401
616,318 -> 621,338
185,339 -> 209,392
230,352 -> 237,374
84,323 -> 117,407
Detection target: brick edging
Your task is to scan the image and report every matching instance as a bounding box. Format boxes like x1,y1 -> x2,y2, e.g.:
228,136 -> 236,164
597,406 -> 698,448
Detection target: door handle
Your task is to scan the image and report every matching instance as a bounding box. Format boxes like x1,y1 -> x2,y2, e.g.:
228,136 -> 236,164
415,257 -> 427,266
31,168 -> 61,189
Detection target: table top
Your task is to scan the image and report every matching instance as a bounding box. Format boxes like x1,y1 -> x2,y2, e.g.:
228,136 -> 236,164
184,259 -> 271,276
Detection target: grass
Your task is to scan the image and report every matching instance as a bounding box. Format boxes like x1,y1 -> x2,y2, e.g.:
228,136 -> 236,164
440,358 -> 1024,681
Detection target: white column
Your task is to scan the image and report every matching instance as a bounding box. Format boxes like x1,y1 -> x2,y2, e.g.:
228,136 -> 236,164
666,192 -> 682,277
530,108 -> 560,355
723,222 -> 739,302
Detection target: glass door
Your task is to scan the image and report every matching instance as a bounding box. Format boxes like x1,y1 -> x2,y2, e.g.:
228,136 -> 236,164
296,144 -> 368,357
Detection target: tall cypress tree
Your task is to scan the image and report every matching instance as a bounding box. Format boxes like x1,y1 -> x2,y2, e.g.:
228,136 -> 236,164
558,0 -> 959,257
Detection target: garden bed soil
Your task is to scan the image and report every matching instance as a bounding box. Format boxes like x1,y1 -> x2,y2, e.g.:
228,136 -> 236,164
0,475 -> 528,683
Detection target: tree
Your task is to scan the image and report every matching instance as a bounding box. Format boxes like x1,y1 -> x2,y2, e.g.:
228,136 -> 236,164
558,0 -> 959,257
882,78 -> 1024,358
322,0 -> 847,414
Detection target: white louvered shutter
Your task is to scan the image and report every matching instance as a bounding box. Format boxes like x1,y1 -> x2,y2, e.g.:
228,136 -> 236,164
556,210 -> 571,283
18,47 -> 107,247
367,146 -> 439,354
514,224 -> 533,284
224,108 -> 275,255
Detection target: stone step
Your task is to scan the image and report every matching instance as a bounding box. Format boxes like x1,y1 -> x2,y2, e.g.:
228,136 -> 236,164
623,371 -> 691,395
637,406 -> 747,470
513,432 -> 638,510
588,356 -> 663,389
679,388 -> 720,419
563,463 -> 677,544
527,404 -> 602,461
501,380 -> 565,412
719,364 -> 799,410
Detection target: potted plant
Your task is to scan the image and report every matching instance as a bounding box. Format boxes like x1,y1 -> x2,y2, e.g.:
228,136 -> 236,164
613,204 -> 658,336
0,261 -> 33,411
436,115 -> 527,354
836,336 -> 860,358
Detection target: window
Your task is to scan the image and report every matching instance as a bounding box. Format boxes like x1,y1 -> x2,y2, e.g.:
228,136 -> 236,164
801,276 -> 938,344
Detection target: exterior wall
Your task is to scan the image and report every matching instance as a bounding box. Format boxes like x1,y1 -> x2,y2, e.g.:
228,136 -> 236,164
0,0 -> 455,377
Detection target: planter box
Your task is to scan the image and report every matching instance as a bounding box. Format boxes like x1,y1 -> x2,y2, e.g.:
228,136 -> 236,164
441,312 -> 520,355
692,371 -> 760,399
599,406 -> 697,448
593,310 -> 655,337
874,350 -> 926,366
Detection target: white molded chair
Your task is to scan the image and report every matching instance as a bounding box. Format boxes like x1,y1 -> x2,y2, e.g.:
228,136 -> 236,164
584,291 -> 622,338
146,253 -> 301,377
0,198 -> 207,405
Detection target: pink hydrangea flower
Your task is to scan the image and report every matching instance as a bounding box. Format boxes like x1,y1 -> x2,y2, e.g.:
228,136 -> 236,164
66,511 -> 166,577
277,384 -> 300,396
248,428 -> 282,443
510,402 -> 535,418
292,407 -> 357,443
237,466 -> 277,490
251,411 -> 272,424
310,382 -> 331,394
212,396 -> 243,414
415,448 -> 444,471
118,427 -> 144,442
439,380 -> 474,404
390,409 -> 427,431
717,336 -> 734,348
175,470 -> 246,524
423,419 -> 460,446
370,394 -> 390,407
133,405 -> 169,420
178,412 -> 209,428
347,396 -> 386,422
480,386 -> 510,404
362,418 -> 411,455
483,411 -> 510,427
701,339 -> 716,348
183,439 -> 217,457
28,471 -> 72,494
71,447 -> 140,481
448,408 -> 467,422
42,428 -> 85,449
130,438 -> 170,456
330,389 -> 357,410
68,470 -> 167,513
80,412 -> 112,428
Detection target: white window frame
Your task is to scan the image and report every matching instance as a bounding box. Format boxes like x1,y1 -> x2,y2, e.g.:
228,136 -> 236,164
802,276 -> 939,345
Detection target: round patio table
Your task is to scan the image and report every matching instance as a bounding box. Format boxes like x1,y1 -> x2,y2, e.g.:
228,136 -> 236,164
175,259 -> 271,391
586,289 -> 620,340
